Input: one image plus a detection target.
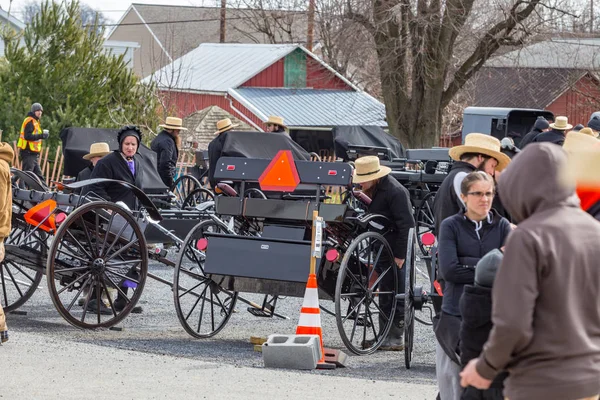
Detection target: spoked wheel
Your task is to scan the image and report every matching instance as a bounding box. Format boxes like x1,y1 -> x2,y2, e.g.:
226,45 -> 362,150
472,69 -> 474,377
46,201 -> 148,329
415,191 -> 436,256
182,188 -> 214,209
174,219 -> 238,338
335,231 -> 397,355
171,175 -> 202,208
404,228 -> 417,369
0,224 -> 45,312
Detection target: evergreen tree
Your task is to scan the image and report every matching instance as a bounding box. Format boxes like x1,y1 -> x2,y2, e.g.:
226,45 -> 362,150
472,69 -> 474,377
0,0 -> 160,149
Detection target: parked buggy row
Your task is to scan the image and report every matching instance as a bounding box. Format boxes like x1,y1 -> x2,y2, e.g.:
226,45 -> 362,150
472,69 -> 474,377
0,127 -> 450,368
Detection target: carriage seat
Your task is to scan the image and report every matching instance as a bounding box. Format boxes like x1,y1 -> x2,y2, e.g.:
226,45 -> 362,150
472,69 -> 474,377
216,182 -> 238,197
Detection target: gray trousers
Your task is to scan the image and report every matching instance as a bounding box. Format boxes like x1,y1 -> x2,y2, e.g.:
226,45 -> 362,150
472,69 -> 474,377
436,341 -> 463,400
20,151 -> 44,182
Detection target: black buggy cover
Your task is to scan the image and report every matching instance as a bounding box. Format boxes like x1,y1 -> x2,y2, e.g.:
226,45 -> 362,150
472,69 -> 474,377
332,126 -> 406,161
219,130 -> 311,160
60,127 -> 169,194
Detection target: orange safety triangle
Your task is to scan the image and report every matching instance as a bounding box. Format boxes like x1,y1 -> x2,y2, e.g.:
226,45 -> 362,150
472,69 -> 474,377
258,150 -> 300,192
24,199 -> 57,233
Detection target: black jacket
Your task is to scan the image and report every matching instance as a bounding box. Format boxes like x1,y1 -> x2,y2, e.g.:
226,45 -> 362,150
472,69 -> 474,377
459,284 -> 508,394
438,210 -> 510,316
366,175 -> 415,259
89,151 -> 144,210
533,129 -> 565,146
207,133 -> 227,188
150,130 -> 178,188
76,165 -> 93,182
519,128 -> 543,149
433,161 -> 477,236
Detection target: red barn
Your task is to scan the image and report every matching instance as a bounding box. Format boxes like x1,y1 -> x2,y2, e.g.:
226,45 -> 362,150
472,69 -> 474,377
148,43 -> 387,155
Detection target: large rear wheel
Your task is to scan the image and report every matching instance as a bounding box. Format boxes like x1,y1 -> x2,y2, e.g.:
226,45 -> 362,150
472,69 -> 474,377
174,219 -> 238,338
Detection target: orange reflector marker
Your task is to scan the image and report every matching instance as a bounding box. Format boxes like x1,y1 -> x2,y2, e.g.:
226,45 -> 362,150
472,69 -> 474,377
258,150 -> 300,192
24,199 -> 57,232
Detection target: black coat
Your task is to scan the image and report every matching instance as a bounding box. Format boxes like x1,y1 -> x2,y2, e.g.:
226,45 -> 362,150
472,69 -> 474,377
366,175 -> 415,259
433,161 -> 477,236
76,165 -> 93,182
438,210 -> 510,316
533,129 -> 565,146
459,284 -> 508,395
89,151 -> 144,210
207,133 -> 227,188
519,128 -> 543,149
150,130 -> 178,188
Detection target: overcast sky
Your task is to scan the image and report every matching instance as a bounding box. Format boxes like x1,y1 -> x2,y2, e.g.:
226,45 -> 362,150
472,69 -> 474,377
0,0 -> 222,23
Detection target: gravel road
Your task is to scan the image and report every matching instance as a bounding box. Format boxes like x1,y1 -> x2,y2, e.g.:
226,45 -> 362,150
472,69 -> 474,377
2,254 -> 438,399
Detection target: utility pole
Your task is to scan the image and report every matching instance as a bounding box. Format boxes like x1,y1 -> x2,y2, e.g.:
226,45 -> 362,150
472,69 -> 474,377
220,0 -> 227,43
307,0 -> 315,51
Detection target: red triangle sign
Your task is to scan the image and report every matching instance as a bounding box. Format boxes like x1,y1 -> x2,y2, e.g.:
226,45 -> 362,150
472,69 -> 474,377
258,150 -> 300,192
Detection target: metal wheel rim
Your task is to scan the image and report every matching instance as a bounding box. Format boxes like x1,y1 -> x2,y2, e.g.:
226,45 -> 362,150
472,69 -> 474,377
171,175 -> 202,208
46,201 -> 148,329
405,228 -> 416,369
334,231 -> 397,355
182,188 -> 215,209
173,219 -> 238,338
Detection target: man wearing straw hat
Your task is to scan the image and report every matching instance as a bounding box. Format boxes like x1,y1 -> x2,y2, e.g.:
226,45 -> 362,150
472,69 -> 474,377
151,117 -> 188,188
207,118 -> 238,188
533,115 -> 572,146
76,142 -> 111,182
265,115 -> 287,134
433,133 -> 510,237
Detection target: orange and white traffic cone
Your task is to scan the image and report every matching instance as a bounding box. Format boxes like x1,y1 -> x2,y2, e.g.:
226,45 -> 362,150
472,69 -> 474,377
296,273 -> 334,369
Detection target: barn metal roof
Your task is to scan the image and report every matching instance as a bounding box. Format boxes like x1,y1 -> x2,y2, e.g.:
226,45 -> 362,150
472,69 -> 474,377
229,88 -> 387,127
146,43 -> 299,92
486,38 -> 600,69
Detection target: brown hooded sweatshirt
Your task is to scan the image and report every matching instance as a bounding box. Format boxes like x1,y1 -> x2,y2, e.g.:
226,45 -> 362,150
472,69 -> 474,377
476,143 -> 600,400
0,143 -> 13,239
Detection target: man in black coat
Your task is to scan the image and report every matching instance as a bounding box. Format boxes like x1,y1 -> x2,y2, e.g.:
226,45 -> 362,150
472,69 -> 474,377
208,118 -> 237,188
519,117 -> 549,149
76,142 -> 110,182
151,117 -> 187,188
433,134 -> 510,237
533,116 -> 571,146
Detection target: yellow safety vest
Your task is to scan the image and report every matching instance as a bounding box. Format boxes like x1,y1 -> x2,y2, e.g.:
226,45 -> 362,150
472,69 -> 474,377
18,116 -> 42,153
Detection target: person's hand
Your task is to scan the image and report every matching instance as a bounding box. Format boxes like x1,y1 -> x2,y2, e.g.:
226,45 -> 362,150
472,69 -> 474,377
460,359 -> 492,389
394,258 -> 404,269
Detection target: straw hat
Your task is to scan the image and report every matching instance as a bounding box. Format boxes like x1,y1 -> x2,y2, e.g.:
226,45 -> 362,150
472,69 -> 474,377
214,118 -> 238,135
83,142 -> 110,160
549,116 -> 573,131
266,115 -> 287,129
352,156 -> 391,184
578,127 -> 599,138
562,145 -> 600,187
448,133 -> 511,171
563,131 -> 598,153
159,116 -> 188,131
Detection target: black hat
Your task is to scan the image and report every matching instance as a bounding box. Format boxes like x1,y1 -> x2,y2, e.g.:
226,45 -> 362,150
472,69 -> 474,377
117,125 -> 142,146
572,124 -> 584,132
533,117 -> 549,131
587,116 -> 600,132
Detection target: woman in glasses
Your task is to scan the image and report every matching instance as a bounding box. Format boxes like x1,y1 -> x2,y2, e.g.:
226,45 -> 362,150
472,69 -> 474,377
435,171 -> 511,400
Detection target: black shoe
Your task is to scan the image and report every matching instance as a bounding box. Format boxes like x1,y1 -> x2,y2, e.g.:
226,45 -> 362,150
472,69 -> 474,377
86,299 -> 113,315
113,299 -> 143,314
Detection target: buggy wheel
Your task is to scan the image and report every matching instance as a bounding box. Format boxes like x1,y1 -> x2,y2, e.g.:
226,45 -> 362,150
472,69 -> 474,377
182,188 -> 215,209
174,219 -> 238,338
415,191 -> 436,256
404,228 -> 417,369
46,201 -> 148,329
0,224 -> 46,311
335,231 -> 397,355
171,175 -> 202,208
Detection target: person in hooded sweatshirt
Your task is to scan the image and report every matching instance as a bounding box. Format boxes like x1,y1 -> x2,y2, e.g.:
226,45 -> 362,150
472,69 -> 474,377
460,143 -> 600,400
459,249 -> 507,400
436,171 -> 511,400
519,116 -> 549,148
0,142 -> 14,345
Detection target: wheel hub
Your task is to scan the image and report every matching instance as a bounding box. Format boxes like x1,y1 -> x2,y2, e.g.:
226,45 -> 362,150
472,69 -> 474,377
91,258 -> 106,275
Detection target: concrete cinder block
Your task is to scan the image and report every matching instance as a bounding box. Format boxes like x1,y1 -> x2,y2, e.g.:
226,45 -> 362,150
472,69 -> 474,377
262,334 -> 322,370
